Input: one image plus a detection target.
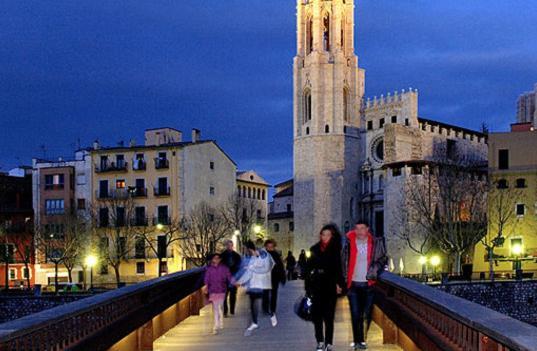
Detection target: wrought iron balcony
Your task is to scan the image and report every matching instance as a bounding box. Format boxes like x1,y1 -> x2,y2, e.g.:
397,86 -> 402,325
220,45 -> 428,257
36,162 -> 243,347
95,161 -> 128,173
154,158 -> 169,169
131,187 -> 147,198
132,159 -> 147,171
131,217 -> 149,227
153,186 -> 171,197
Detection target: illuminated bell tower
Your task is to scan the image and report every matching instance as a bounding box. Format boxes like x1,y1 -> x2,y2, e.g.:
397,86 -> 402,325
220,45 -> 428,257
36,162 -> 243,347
293,0 -> 365,251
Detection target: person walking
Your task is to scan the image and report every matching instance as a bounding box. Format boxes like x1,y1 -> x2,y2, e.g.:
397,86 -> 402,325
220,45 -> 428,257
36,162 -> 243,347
203,253 -> 234,335
237,240 -> 275,336
262,239 -> 286,326
298,249 -> 307,279
305,224 -> 345,351
343,221 -> 387,350
285,250 -> 297,281
220,240 -> 242,317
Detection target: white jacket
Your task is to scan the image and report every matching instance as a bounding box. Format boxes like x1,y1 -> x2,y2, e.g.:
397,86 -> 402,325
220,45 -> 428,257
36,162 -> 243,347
237,249 -> 275,290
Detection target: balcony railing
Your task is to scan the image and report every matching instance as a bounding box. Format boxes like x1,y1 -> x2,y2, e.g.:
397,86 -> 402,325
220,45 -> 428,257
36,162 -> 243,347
95,189 -> 130,200
132,159 -> 146,171
131,187 -> 147,198
0,268 -> 205,350
44,184 -> 65,191
154,158 -> 169,169
153,216 -> 171,226
154,186 -> 171,197
45,208 -> 65,216
131,217 -> 149,227
95,161 -> 128,173
373,272 -> 537,351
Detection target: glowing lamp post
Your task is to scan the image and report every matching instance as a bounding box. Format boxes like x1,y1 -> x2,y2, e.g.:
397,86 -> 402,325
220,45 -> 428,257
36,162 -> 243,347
85,255 -> 97,291
418,256 -> 427,278
156,223 -> 164,231
253,225 -> 262,235
430,255 -> 441,279
511,243 -> 523,280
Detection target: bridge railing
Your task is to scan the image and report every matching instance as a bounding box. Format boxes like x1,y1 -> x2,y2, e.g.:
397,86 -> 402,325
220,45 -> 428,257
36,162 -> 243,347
0,268 -> 205,351
374,272 -> 537,351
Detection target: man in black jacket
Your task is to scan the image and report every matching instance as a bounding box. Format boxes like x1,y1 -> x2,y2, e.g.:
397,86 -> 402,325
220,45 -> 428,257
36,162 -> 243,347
262,239 -> 286,327
220,240 -> 241,317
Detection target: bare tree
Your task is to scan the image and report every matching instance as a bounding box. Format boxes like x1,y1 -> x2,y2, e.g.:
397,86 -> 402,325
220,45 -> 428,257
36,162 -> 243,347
135,219 -> 183,277
10,219 -> 35,289
481,179 -> 523,280
90,190 -> 137,288
0,223 -> 12,291
180,202 -> 232,267
401,157 -> 488,274
35,214 -> 86,294
221,192 -> 259,246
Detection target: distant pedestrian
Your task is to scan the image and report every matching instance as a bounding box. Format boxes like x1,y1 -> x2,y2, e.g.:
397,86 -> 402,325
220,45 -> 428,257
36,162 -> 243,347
305,224 -> 345,351
237,240 -> 275,336
298,249 -> 307,279
262,239 -> 286,327
343,221 -> 387,350
285,251 -> 297,281
204,253 -> 234,335
221,240 -> 242,317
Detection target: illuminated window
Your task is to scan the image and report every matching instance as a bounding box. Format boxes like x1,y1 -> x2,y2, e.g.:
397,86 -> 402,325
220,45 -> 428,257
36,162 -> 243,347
116,179 -> 126,189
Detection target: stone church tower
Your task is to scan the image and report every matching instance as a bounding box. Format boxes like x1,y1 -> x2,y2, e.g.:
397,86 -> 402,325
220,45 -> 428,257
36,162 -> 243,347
293,0 -> 365,251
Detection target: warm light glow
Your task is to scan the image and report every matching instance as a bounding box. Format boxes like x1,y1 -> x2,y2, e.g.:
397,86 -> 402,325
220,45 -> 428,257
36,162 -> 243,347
418,256 -> 427,265
511,243 -> 523,256
156,223 -> 164,230
85,255 -> 97,268
253,225 -> 262,234
233,230 -> 240,236
306,250 -> 311,258
430,255 -> 441,267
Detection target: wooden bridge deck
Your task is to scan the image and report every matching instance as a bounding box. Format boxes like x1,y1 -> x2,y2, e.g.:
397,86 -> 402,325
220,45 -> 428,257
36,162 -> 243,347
155,281 -> 401,351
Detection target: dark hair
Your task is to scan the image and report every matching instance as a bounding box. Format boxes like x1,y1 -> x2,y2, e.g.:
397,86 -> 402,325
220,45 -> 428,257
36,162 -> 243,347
319,223 -> 342,251
264,239 -> 277,247
287,250 -> 293,256
245,240 -> 256,251
355,220 -> 370,227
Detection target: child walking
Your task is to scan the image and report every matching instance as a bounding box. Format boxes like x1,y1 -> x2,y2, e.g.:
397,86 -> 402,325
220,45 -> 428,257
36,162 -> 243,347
204,253 -> 234,335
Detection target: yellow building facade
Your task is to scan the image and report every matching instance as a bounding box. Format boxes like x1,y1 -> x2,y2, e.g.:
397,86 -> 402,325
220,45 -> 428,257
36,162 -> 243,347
91,128 -> 237,284
474,124 -> 537,275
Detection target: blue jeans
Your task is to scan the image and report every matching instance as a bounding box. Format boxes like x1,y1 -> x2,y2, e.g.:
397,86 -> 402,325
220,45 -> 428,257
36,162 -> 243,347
347,282 -> 374,343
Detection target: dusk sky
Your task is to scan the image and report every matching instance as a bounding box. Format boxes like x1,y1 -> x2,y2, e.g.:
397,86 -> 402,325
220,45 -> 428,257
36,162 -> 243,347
1,1 -> 536,185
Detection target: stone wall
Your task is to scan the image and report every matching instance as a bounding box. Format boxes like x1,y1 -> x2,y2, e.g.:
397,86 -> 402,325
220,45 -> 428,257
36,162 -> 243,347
0,295 -> 89,324
436,280 -> 537,326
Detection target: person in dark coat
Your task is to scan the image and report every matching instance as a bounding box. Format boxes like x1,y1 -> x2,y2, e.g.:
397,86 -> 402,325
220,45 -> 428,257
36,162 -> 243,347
285,251 -> 297,281
298,249 -> 307,279
262,239 -> 286,327
220,240 -> 242,317
305,224 -> 345,351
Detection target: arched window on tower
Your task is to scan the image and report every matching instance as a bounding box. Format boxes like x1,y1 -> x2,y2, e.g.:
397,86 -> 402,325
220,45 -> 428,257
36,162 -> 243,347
343,88 -> 350,122
306,16 -> 313,54
325,125 -> 330,133
303,89 -> 312,123
323,14 -> 330,51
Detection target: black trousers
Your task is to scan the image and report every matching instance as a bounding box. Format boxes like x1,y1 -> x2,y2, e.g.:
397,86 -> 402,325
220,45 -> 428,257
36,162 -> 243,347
223,285 -> 237,315
348,282 -> 374,343
312,293 -> 337,345
248,291 -> 263,324
287,268 -> 295,281
262,282 -> 279,315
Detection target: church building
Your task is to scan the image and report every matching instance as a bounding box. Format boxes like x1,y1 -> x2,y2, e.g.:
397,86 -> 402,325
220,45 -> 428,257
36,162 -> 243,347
291,0 -> 488,273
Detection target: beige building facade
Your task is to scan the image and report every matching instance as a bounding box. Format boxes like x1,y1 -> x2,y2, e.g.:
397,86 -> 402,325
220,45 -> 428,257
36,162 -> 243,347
90,128 -> 237,284
474,123 -> 537,274
268,180 -> 295,255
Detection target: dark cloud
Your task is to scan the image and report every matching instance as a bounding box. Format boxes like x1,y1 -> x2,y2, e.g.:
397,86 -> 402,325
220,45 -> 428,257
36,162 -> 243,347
1,0 -> 535,184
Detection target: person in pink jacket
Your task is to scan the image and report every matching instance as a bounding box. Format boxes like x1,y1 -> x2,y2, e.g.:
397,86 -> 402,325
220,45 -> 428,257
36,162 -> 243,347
204,253 -> 234,334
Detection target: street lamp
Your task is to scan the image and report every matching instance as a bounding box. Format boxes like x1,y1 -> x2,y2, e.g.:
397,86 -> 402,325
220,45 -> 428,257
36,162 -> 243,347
418,256 -> 427,278
156,223 -> 164,231
85,255 -> 97,291
253,225 -> 262,234
430,255 -> 441,279
511,243 -> 524,280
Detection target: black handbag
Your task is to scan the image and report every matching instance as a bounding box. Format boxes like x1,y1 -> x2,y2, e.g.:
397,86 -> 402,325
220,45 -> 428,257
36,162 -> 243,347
294,295 -> 314,322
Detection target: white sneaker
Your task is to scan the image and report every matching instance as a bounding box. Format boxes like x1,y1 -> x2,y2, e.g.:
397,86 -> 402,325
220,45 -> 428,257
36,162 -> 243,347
270,314 -> 278,327
316,342 -> 325,351
211,328 -> 218,335
244,323 -> 259,336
